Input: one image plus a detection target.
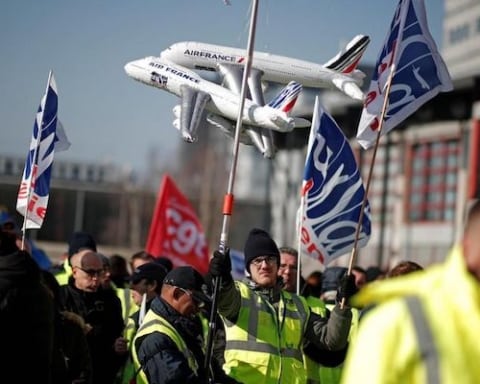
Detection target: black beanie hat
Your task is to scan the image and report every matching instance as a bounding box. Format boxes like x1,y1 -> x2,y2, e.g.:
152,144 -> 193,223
244,228 -> 280,272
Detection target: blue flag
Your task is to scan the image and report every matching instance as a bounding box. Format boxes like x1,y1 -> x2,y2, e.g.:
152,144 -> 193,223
357,0 -> 453,149
16,71 -> 69,229
300,98 -> 371,265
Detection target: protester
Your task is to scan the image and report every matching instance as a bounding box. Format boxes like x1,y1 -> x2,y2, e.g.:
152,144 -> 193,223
209,228 -> 356,384
278,246 -> 303,293
118,262 -> 167,384
320,267 -> 349,304
129,263 -> 167,322
314,266 -> 361,384
0,228 -> 54,383
341,201 -> 480,383
0,207 -> 52,270
100,253 -> 113,289
364,266 -> 386,282
41,270 -> 92,383
132,266 -> 212,383
303,270 -> 323,298
351,266 -> 367,289
60,250 -> 125,384
54,231 -> 98,285
155,256 -> 174,273
130,250 -> 156,271
99,253 -> 138,325
109,254 -> 130,288
278,247 -> 350,384
387,260 -> 423,278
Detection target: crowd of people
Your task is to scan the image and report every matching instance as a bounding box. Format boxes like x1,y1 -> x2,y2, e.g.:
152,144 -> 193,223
1,200 -> 480,383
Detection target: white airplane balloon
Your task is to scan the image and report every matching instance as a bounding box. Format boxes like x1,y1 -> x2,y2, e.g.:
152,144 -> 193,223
124,56 -> 309,157
160,34 -> 371,112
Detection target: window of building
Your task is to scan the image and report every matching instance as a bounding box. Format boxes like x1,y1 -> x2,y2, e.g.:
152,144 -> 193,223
57,164 -> 66,179
449,23 -> 470,44
4,160 -> 13,175
407,138 -> 460,222
72,165 -> 80,180
86,166 -> 95,182
357,142 -> 400,226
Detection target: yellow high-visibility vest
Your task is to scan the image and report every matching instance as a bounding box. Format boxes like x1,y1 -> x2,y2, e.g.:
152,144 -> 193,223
132,309 -> 198,384
222,281 -> 310,384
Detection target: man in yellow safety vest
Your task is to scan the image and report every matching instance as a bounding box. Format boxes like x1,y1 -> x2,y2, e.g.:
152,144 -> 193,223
209,228 -> 357,384
341,200 -> 480,383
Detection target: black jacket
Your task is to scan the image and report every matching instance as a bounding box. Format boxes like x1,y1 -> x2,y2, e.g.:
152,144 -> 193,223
0,249 -> 54,383
135,297 -> 207,384
60,280 -> 124,384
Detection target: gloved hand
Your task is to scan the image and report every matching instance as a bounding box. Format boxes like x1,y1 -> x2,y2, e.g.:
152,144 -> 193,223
209,248 -> 232,281
336,274 -> 357,305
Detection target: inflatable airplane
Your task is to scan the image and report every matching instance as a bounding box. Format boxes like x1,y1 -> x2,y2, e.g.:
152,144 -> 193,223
160,34 -> 371,112
124,56 -> 309,157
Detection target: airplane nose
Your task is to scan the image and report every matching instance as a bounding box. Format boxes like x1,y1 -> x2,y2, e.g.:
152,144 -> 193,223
124,61 -> 144,82
124,62 -> 135,76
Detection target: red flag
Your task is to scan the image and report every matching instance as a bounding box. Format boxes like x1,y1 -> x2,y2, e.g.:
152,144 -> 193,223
146,174 -> 210,274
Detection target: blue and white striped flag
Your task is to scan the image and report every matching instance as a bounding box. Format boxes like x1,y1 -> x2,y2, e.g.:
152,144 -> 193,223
356,0 -> 453,149
16,71 -> 70,229
299,97 -> 371,265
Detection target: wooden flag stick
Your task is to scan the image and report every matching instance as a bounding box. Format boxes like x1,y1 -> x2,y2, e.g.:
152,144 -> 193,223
341,63 -> 396,308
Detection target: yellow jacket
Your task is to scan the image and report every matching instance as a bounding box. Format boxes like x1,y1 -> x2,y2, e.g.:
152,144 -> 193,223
341,246 -> 480,384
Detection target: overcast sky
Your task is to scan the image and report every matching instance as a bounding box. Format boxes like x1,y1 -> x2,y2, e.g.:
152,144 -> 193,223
0,0 -> 444,174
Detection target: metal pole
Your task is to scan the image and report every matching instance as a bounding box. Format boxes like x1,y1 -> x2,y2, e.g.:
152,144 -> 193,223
204,0 -> 260,380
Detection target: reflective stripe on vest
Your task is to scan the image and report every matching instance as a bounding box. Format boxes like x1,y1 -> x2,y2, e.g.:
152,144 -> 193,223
122,287 -> 131,321
405,296 -> 440,384
223,282 -> 309,383
132,310 -> 198,384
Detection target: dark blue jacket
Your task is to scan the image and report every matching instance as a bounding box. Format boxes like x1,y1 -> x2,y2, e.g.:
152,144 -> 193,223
134,297 -> 207,384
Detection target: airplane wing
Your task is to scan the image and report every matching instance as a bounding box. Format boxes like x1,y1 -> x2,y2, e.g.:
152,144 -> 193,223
173,85 -> 211,143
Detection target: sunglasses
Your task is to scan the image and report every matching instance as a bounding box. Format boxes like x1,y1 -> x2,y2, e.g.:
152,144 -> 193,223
178,287 -> 205,308
74,266 -> 105,278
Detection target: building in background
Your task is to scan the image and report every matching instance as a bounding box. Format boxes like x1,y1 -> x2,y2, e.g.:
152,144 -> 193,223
0,155 -> 153,260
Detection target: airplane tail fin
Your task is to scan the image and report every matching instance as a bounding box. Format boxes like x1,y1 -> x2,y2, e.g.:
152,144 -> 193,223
267,81 -> 302,114
324,35 -> 370,74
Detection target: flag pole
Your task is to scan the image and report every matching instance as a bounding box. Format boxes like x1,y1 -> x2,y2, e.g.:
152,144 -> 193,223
205,0 -> 260,379
346,63 -> 396,277
20,70 -> 53,251
296,193 -> 305,295
296,96 -> 318,296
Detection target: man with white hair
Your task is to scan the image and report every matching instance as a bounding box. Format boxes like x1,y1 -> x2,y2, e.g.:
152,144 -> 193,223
60,250 -> 125,384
